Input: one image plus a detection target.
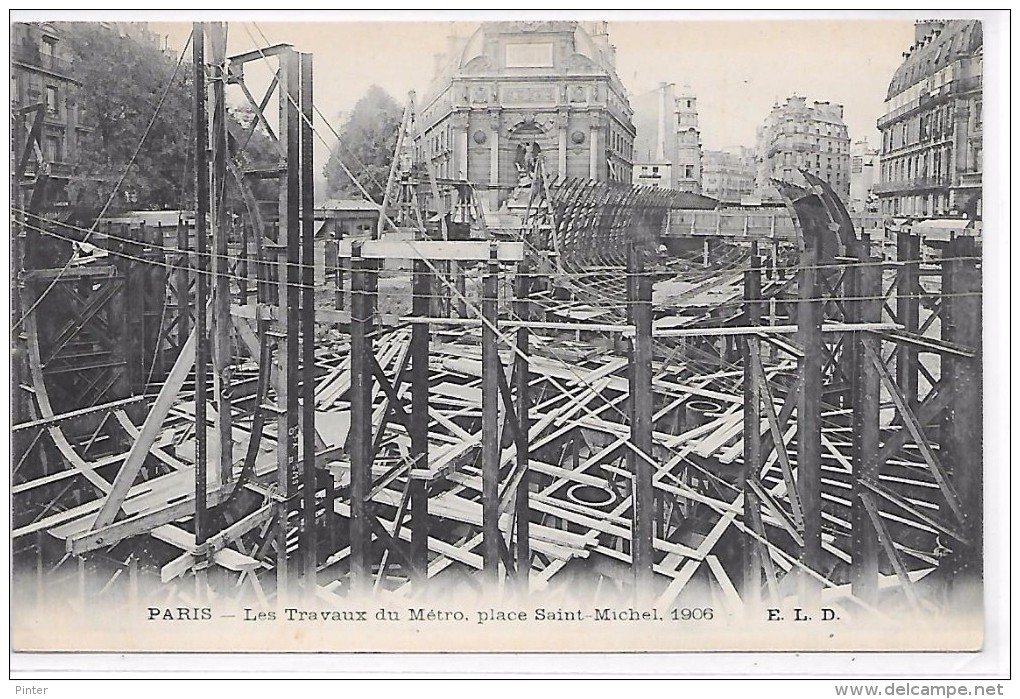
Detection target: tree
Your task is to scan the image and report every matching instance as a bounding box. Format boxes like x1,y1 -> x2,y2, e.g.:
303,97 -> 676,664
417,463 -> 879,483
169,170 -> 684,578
59,23 -> 193,214
323,85 -> 402,203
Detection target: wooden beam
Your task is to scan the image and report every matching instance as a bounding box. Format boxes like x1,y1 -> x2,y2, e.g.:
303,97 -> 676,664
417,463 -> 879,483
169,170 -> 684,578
90,309 -> 204,530
742,247 -> 763,607
300,50 -> 318,587
514,259 -> 532,589
481,243 -> 501,584
797,230 -> 824,605
851,260 -> 882,603
943,236 -> 982,588
628,243 -> 654,600
864,343 -> 965,525
349,244 -> 374,593
409,259 -> 431,582
338,240 -> 524,262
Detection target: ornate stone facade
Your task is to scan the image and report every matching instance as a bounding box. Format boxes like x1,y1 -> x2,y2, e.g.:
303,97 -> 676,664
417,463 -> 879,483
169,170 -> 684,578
416,21 -> 636,210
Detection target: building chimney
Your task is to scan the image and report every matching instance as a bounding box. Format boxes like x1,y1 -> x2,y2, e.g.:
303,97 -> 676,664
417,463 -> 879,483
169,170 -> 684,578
914,20 -> 945,44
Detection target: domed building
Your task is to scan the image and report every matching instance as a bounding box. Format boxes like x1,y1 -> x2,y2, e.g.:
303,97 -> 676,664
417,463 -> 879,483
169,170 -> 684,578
416,21 -> 636,211
875,20 -> 983,219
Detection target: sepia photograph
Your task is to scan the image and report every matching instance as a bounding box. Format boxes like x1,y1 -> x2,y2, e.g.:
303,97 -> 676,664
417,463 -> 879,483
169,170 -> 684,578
7,9 -> 1006,677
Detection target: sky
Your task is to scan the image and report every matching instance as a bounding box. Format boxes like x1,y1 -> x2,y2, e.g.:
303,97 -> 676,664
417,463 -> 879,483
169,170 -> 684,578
143,15 -> 917,175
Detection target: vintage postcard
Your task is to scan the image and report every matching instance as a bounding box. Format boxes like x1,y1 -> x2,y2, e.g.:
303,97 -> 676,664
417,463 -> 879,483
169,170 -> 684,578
8,10 -> 1002,660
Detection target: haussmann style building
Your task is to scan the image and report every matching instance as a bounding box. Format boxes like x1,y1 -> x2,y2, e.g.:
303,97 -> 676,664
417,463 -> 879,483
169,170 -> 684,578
753,95 -> 851,203
701,146 -> 756,204
875,20 -> 983,220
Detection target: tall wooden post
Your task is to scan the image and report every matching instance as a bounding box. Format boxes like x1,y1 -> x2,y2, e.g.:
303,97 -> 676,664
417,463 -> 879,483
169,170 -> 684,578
896,231 -> 920,407
453,260 -> 468,318
192,22 -> 209,549
943,236 -> 982,599
349,242 -> 373,594
325,238 -> 340,310
272,47 -> 302,598
176,214 -> 190,348
514,258 -> 532,590
299,52 -> 317,588
209,22 -> 232,489
409,259 -> 431,583
481,243 -> 501,585
628,242 -> 654,600
742,243 -> 762,606
125,227 -> 146,394
851,259 -> 882,603
238,212 -> 248,306
273,241 -> 290,596
797,231 -> 823,604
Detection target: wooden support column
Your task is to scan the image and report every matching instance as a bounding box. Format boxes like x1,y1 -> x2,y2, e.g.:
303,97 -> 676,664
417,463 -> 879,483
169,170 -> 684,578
943,236 -> 982,596
851,259 -> 882,604
192,22 -> 209,549
773,235 -> 783,280
176,214 -> 190,347
450,260 -> 468,318
514,258 -> 532,590
272,47 -> 302,598
349,242 -> 374,593
209,22 -> 232,489
273,242 -> 291,596
742,243 -> 762,607
797,230 -> 823,604
325,238 -> 340,310
325,469 -> 337,556
430,260 -> 446,318
125,231 -> 146,394
299,52 -> 317,588
409,259 -> 431,583
481,243 -> 501,585
238,214 -> 248,306
896,231 -> 921,407
628,242 -> 654,600
838,250 -> 859,408
339,256 -> 349,311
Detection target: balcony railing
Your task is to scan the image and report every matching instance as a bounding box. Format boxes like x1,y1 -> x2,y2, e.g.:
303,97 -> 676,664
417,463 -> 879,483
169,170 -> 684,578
22,161 -> 73,180
873,176 -> 948,194
12,43 -> 73,76
958,171 -> 982,187
878,77 -> 982,128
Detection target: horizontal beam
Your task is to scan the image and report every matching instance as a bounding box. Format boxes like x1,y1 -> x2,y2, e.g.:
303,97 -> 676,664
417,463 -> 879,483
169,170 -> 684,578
12,394 -> 148,432
23,266 -> 119,282
400,316 -> 634,334
338,240 -> 524,262
227,43 -> 294,66
230,303 -> 401,327
653,322 -> 902,338
67,488 -> 228,555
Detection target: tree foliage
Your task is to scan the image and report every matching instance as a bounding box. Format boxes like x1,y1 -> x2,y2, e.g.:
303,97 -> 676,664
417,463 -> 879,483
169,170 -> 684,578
323,85 -> 402,202
59,23 -> 193,213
